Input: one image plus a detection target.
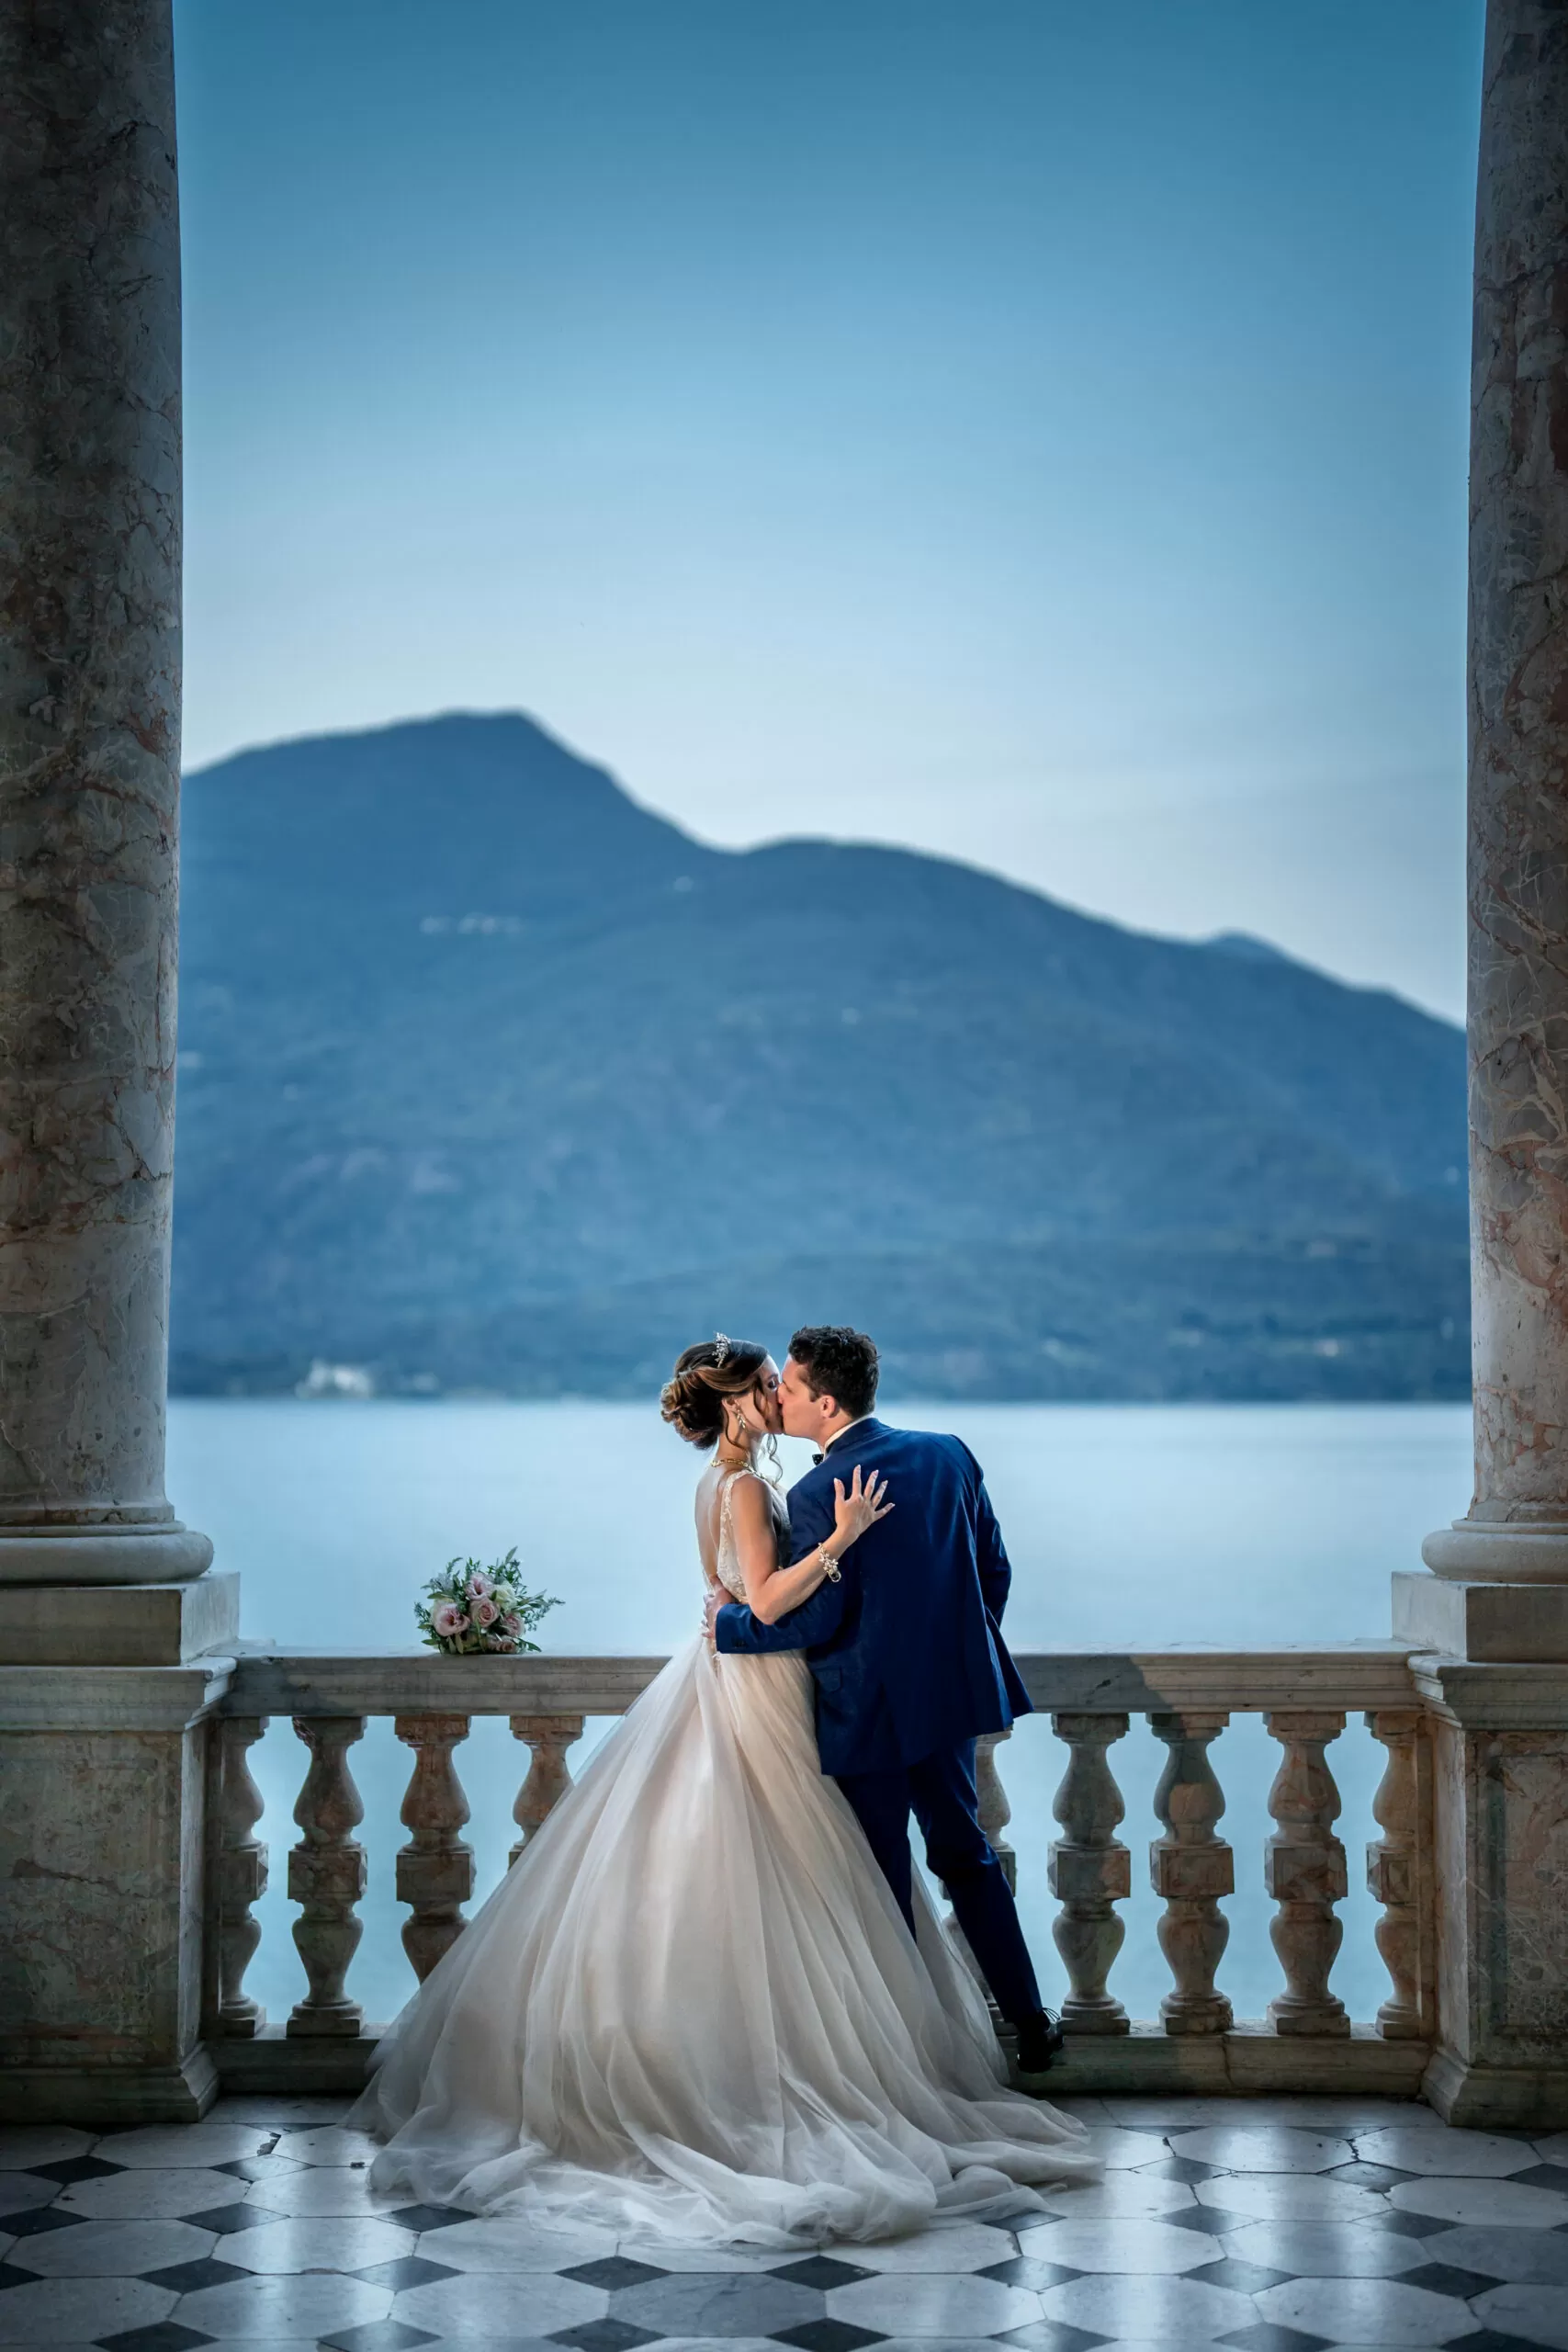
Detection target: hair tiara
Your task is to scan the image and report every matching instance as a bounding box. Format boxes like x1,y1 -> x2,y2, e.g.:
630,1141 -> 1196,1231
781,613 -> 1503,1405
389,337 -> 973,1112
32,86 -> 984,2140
713,1332 -> 731,1366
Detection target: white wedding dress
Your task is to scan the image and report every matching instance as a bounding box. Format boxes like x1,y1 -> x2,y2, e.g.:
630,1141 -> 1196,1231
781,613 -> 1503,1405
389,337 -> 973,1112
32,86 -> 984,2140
352,1468 -> 1097,2245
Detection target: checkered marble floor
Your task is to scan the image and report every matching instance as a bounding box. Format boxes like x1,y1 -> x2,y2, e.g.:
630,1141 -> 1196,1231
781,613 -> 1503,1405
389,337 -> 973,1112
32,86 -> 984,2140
5,2096 -> 1568,2352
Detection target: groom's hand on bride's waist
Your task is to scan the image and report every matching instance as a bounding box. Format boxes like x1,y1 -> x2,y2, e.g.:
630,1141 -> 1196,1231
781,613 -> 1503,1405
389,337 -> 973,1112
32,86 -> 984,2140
702,1585 -> 723,1646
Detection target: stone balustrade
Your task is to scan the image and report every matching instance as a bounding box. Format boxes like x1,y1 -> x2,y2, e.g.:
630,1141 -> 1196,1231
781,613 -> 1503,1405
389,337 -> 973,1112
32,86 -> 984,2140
204,1642 -> 1437,2098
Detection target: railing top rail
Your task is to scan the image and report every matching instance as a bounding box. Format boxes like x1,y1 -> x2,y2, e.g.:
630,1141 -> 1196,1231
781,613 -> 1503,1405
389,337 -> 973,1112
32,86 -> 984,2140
228,1652 -> 671,1717
1018,1643 -> 1418,1714
222,1643 -> 1419,1719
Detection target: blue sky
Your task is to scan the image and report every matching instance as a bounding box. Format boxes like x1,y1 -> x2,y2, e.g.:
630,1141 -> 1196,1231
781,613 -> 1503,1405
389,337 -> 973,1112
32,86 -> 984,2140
175,0 -> 1483,1019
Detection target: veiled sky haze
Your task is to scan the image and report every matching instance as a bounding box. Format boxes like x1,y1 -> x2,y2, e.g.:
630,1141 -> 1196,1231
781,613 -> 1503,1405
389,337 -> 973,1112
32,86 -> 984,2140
175,0 -> 1483,1019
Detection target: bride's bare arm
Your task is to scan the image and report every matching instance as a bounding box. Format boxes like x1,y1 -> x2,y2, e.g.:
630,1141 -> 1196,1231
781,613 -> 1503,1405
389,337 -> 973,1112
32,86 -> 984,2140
734,1467 -> 894,1624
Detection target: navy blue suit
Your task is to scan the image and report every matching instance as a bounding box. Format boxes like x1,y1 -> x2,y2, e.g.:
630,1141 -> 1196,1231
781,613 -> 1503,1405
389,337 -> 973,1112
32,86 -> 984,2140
714,1418 -> 1043,2027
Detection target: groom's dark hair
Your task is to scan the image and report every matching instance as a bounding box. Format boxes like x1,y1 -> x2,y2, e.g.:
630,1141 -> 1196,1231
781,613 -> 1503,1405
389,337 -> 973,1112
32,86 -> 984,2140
789,1326 -> 879,1420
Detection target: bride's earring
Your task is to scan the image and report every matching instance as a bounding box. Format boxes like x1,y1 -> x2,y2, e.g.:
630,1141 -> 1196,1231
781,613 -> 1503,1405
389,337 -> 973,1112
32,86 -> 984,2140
728,1407 -> 751,1446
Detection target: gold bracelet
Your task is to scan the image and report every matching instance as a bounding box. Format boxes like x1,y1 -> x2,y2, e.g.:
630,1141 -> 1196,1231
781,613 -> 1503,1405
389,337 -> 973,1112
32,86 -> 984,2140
816,1543 -> 841,1583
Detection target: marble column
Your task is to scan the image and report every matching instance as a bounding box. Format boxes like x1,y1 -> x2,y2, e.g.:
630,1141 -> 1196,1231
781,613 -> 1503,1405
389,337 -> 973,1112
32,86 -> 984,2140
1405,0 -> 1568,2129
1410,0 -> 1568,1649
0,0 -> 212,1596
0,0 -> 227,2125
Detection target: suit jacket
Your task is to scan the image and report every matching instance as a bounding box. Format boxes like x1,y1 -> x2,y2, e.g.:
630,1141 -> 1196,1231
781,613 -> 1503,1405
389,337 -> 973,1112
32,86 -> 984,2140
713,1418 -> 1032,1775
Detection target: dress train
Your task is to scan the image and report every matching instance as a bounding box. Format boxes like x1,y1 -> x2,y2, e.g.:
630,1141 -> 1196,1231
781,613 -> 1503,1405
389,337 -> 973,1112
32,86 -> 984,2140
353,1498 -> 1095,2244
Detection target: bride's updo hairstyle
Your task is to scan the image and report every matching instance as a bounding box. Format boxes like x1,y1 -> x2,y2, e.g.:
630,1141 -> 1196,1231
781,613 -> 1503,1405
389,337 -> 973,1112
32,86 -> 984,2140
660,1337 -> 770,1449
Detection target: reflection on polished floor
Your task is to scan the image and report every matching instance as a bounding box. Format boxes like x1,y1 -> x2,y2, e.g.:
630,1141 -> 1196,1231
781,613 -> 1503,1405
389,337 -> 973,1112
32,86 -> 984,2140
3,2096 -> 1568,2351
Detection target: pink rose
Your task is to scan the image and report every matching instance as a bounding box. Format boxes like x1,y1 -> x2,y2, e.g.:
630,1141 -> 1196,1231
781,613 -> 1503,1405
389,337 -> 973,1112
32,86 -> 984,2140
491,1634 -> 517,1653
433,1601 -> 469,1639
472,1595 -> 500,1628
467,1571 -> 493,1600
502,1612 -> 523,1636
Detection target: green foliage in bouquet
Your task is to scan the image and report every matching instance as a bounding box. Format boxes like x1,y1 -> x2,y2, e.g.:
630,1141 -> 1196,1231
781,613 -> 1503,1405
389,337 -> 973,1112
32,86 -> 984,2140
417,1547 -> 561,1655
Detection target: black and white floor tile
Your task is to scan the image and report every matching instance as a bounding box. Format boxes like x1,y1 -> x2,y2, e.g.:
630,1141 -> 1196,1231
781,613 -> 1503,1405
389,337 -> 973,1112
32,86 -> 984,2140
2,2097 -> 1568,2351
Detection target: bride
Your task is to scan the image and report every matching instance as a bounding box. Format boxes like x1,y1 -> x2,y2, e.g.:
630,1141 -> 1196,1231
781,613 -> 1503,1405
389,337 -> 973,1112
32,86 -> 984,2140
352,1337 -> 1096,2245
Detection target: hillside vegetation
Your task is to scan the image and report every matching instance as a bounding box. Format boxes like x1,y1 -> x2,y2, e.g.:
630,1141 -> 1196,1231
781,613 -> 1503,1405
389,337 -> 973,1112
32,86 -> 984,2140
171,712 -> 1469,1399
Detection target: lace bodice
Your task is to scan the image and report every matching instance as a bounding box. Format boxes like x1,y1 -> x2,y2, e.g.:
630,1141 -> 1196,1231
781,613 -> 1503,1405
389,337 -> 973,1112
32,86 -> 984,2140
713,1465 -> 787,1601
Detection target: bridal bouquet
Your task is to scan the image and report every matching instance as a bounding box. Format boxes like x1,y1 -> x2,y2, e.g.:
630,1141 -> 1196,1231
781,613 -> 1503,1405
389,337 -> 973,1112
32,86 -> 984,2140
416,1548 -> 560,1656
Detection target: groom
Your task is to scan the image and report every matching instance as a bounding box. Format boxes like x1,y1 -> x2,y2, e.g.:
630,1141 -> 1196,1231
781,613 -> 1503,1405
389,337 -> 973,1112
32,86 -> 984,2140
709,1324 -> 1063,2086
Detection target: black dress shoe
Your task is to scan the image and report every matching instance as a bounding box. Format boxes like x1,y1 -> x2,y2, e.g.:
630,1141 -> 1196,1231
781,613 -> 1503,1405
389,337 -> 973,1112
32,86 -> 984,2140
1013,2008 -> 1066,2088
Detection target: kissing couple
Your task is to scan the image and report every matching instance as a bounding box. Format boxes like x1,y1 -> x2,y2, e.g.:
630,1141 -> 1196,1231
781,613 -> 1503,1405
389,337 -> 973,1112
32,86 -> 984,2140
355,1326 -> 1096,2245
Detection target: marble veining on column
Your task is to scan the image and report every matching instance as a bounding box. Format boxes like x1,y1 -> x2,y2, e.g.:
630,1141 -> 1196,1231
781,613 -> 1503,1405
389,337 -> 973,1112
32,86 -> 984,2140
0,0 -> 207,1582
1462,0 -> 1568,1534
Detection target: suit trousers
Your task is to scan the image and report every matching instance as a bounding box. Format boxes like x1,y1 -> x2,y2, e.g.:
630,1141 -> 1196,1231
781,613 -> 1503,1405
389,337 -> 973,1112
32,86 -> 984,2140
837,1739 -> 1043,2029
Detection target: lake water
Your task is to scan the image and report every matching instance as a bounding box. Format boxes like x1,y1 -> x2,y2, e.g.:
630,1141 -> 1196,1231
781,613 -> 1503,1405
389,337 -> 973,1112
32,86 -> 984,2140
169,1397 -> 1473,2033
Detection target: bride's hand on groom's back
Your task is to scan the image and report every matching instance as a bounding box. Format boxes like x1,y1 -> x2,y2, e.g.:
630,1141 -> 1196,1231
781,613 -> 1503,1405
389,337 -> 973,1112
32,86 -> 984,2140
833,1465 -> 894,1548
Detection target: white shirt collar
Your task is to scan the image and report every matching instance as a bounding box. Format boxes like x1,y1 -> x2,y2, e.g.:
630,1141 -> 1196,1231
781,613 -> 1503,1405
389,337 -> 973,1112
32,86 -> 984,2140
822,1415 -> 876,1454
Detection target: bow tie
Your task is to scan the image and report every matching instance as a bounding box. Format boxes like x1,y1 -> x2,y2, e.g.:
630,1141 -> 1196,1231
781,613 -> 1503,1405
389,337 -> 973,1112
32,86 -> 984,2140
813,1451 -> 824,1465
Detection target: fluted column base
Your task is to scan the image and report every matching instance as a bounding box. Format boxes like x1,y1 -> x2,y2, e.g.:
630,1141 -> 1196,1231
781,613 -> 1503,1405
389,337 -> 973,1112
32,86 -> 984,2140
0,1522 -> 214,1588
1423,1517 -> 1568,1586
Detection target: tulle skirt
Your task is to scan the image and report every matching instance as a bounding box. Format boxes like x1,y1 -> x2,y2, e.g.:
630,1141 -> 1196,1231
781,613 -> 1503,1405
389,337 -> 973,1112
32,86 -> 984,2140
352,1636 -> 1097,2244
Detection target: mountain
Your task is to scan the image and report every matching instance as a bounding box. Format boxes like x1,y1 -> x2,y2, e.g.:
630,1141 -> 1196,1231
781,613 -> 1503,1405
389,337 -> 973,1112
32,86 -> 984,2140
170,711 -> 1471,1400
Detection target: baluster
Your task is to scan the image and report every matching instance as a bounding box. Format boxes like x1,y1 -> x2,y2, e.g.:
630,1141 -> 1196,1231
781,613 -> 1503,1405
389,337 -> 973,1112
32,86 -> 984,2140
510,1713 -> 584,1864
975,1729 -> 1016,1891
216,1715 -> 269,2036
395,1714 -> 475,1982
1049,1713 -> 1131,2033
287,1716 -> 367,2036
1264,1709 -> 1349,2036
1149,1711 -> 1234,2034
1364,1708 -> 1433,2040
941,1731 -> 1016,2005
